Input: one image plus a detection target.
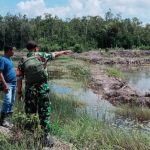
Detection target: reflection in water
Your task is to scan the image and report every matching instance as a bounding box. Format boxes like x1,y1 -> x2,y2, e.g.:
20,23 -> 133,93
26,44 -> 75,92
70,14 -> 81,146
124,66 -> 150,93
50,83 -> 115,123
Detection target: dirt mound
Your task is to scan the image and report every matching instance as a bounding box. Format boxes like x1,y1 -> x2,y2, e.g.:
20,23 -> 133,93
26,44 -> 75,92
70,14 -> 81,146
89,66 -> 150,107
72,50 -> 150,65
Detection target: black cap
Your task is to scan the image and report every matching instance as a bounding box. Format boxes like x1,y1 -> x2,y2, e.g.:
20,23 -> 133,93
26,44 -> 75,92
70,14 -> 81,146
26,41 -> 37,50
4,46 -> 14,53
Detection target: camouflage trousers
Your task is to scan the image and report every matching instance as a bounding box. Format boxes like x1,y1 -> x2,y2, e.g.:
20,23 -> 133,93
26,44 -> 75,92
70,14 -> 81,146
24,82 -> 51,135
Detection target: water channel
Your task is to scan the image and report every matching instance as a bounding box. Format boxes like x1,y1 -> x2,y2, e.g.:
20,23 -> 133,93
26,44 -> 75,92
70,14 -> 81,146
49,65 -> 150,131
50,80 -> 115,122
124,66 -> 150,93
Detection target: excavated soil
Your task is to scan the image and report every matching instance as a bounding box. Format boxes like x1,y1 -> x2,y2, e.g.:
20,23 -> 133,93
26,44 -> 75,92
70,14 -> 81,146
72,50 -> 150,107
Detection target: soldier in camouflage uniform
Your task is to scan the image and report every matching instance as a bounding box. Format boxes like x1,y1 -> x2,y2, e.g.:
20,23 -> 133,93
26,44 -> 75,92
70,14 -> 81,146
17,41 -> 72,147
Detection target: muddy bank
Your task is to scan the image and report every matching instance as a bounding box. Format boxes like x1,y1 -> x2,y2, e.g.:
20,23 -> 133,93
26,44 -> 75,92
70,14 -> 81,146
72,50 -> 150,65
72,50 -> 150,107
89,68 -> 150,107
11,50 -> 150,66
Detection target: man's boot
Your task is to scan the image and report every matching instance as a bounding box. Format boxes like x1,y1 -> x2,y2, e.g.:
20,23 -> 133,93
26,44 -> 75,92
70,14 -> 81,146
0,113 -> 13,128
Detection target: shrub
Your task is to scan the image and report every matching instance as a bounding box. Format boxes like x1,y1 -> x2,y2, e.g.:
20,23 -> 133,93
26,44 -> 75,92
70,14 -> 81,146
49,44 -> 62,52
73,44 -> 83,53
139,45 -> 150,50
105,67 -> 124,79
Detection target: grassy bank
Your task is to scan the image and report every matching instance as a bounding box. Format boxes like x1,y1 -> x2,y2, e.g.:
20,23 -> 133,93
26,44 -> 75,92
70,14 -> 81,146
1,93 -> 150,150
115,105 -> 150,121
50,94 -> 150,150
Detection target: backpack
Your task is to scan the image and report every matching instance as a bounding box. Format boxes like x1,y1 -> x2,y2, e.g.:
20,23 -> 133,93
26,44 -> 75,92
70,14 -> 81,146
22,56 -> 47,85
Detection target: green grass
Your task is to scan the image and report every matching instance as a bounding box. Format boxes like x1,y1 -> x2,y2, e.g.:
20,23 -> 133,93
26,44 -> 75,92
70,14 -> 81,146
48,58 -> 91,85
105,67 -> 125,79
0,130 -> 44,150
59,117 -> 150,150
67,63 -> 90,85
1,94 -> 150,150
1,57 -> 150,150
115,105 -> 150,121
50,95 -> 150,150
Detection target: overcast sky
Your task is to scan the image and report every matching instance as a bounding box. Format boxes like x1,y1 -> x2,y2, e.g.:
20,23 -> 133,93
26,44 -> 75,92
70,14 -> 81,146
0,0 -> 149,24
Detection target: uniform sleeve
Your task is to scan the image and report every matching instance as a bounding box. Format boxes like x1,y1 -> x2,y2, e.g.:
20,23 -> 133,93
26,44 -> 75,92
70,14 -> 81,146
0,58 -> 4,71
38,52 -> 54,61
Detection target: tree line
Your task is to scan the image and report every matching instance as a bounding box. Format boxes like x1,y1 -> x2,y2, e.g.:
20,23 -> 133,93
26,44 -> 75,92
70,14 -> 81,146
0,10 -> 150,52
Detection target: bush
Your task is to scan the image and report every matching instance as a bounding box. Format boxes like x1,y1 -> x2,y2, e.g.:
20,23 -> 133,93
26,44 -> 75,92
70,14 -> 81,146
40,44 -> 62,52
39,46 -> 49,52
139,45 -> 150,50
67,63 -> 90,83
73,44 -> 83,53
105,67 -> 124,79
49,44 -> 62,52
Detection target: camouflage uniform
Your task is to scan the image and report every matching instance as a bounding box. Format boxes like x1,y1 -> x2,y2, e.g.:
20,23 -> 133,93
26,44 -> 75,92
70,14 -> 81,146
18,52 -> 54,135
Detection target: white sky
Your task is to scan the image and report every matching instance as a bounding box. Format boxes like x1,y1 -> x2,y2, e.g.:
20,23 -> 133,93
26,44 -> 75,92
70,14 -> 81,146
0,0 -> 149,24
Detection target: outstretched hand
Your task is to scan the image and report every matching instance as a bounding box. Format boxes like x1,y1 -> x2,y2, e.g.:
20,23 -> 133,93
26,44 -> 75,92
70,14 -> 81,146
54,50 -> 73,58
63,50 -> 73,55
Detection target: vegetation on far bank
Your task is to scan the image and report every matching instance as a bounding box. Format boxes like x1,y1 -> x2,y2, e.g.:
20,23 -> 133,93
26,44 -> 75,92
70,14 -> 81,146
0,10 -> 150,52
